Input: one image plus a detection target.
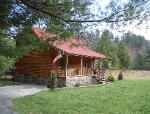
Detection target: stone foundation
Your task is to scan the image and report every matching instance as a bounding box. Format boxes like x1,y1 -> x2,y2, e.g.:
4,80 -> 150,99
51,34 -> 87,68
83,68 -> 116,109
13,74 -> 98,87
13,74 -> 66,87
66,76 -> 97,87
13,74 -> 48,85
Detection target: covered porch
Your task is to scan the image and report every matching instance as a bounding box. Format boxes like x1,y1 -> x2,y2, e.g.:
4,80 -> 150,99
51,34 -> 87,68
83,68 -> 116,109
57,54 -> 96,77
52,38 -> 107,80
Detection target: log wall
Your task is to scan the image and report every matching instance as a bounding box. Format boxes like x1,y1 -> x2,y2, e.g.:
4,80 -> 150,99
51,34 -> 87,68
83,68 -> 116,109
15,50 -> 57,78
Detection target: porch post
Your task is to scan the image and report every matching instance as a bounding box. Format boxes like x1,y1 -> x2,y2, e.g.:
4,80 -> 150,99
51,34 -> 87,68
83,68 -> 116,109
80,57 -> 83,75
92,59 -> 95,75
66,54 -> 68,77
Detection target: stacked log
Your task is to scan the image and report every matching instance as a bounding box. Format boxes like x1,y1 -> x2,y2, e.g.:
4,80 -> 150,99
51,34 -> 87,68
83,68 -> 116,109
14,50 -> 56,78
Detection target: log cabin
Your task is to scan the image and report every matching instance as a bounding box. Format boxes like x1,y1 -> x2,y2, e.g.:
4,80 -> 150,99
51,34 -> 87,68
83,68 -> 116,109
13,28 -> 108,87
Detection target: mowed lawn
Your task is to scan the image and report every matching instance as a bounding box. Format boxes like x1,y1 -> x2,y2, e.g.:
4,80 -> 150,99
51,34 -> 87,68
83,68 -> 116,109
13,79 -> 150,114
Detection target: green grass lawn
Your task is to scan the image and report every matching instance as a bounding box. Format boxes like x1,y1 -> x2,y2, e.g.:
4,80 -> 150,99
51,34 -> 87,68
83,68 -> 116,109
13,79 -> 150,114
0,78 -> 19,87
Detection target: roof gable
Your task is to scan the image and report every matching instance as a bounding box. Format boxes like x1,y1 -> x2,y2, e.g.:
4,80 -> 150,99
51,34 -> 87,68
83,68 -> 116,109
32,27 -> 60,41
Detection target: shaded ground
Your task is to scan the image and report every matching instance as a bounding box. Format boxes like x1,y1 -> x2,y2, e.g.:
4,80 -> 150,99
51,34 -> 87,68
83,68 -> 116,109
0,78 -> 20,87
0,84 -> 46,114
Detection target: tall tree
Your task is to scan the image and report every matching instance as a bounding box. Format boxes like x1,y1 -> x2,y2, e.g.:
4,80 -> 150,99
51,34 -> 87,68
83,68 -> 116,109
121,32 -> 147,50
95,30 -> 119,69
136,50 -> 150,70
117,43 -> 131,70
121,32 -> 148,69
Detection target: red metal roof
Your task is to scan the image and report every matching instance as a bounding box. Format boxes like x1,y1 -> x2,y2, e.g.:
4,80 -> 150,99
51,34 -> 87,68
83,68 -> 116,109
32,27 -> 60,41
53,38 -> 106,59
32,27 -> 106,59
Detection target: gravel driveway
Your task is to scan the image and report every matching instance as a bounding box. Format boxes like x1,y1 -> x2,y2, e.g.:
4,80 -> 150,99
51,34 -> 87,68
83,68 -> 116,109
0,84 -> 47,114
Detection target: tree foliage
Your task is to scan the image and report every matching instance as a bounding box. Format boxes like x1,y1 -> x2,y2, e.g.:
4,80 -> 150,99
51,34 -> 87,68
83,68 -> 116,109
121,32 -> 147,50
136,51 -> 150,70
47,72 -> 57,90
121,32 -> 149,69
0,56 -> 15,72
0,37 -> 16,72
94,30 -> 131,70
0,0 -> 92,38
95,30 -> 119,69
117,43 -> 131,70
1,0 -> 150,38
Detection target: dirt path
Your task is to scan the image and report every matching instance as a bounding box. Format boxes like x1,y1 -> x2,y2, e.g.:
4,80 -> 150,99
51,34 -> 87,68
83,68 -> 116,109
0,84 -> 47,114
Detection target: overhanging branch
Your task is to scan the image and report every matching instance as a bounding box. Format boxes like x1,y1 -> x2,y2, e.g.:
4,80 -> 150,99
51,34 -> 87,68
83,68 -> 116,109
18,0 -> 150,23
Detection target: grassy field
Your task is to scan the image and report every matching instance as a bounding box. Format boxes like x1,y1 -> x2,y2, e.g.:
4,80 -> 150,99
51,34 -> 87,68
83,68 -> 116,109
13,79 -> 150,114
0,78 -> 19,87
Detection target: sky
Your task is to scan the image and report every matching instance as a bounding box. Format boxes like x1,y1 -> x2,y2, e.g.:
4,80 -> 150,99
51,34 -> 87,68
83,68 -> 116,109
92,0 -> 150,40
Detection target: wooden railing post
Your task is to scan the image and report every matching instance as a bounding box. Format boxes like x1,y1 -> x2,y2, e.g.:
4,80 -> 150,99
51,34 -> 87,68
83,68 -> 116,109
80,57 -> 83,75
92,59 -> 95,75
66,54 -> 68,77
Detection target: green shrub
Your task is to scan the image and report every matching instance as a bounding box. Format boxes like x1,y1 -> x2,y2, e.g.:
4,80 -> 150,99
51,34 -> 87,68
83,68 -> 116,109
0,55 -> 15,72
108,70 -> 115,82
47,72 -> 57,90
108,75 -> 115,82
118,71 -> 123,80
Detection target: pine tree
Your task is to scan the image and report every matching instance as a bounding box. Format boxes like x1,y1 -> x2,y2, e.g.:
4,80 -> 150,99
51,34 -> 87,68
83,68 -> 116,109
47,72 -> 57,90
136,51 -> 150,70
95,30 -> 119,69
117,43 -> 131,70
